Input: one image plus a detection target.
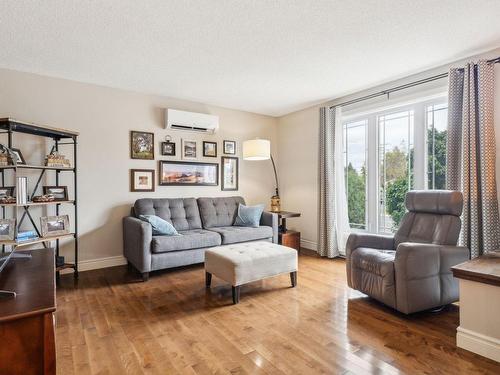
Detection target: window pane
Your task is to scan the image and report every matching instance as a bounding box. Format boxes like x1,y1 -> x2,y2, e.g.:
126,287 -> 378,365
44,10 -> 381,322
378,110 -> 414,233
427,104 -> 448,189
344,120 -> 367,230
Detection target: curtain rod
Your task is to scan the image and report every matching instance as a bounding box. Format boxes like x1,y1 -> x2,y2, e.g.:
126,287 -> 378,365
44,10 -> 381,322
330,56 -> 500,109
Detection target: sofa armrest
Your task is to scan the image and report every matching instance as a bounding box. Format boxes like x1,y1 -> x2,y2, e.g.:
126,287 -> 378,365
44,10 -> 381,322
394,242 -> 469,314
123,216 -> 152,273
260,211 -> 278,243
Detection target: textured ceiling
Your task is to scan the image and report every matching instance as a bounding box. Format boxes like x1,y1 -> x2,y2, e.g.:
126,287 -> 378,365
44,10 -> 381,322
1,1 -> 500,116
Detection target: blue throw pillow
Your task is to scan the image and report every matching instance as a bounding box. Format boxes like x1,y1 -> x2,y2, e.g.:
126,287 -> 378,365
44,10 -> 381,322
234,203 -> 265,228
139,215 -> 179,236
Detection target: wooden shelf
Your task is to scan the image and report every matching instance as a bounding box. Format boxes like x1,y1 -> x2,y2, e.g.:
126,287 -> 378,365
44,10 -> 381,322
0,233 -> 75,247
0,117 -> 79,139
0,200 -> 75,207
0,164 -> 74,171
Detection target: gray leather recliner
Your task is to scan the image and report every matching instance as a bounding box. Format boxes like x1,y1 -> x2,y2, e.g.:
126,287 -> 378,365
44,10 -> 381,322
346,190 -> 469,314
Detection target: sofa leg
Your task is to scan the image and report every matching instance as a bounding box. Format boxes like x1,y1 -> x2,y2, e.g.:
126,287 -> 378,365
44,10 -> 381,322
290,271 -> 297,287
205,272 -> 212,288
141,272 -> 149,282
232,286 -> 240,304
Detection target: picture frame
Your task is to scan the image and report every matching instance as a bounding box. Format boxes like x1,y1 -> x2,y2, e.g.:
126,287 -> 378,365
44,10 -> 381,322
43,186 -> 68,201
130,169 -> 155,192
130,131 -> 154,160
159,160 -> 218,186
221,157 -> 239,191
203,141 -> 217,158
40,215 -> 70,237
0,218 -> 16,241
182,139 -> 197,160
10,148 -> 26,165
223,140 -> 236,155
161,141 -> 176,156
0,186 -> 15,198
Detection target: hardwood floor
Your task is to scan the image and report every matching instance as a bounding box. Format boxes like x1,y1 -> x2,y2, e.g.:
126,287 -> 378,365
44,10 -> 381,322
55,252 -> 500,374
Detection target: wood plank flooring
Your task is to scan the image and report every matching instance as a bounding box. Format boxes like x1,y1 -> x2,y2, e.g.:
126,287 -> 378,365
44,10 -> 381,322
55,252 -> 500,374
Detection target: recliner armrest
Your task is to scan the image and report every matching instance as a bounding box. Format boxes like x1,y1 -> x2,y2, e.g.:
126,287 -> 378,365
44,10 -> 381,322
260,211 -> 278,243
346,233 -> 395,256
123,216 -> 153,273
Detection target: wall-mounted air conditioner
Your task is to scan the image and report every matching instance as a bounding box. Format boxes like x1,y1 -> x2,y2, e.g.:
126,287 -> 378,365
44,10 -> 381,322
165,109 -> 219,134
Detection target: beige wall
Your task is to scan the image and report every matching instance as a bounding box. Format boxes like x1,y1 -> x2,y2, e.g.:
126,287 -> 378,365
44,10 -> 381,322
0,68 -> 278,269
278,48 -> 500,251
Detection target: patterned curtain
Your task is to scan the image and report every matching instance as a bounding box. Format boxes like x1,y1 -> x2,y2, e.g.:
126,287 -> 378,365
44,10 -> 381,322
318,107 -> 350,257
446,60 -> 499,258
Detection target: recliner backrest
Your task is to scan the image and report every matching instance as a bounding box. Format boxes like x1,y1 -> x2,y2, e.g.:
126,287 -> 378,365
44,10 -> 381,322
394,190 -> 463,247
197,196 -> 245,228
133,198 -> 202,231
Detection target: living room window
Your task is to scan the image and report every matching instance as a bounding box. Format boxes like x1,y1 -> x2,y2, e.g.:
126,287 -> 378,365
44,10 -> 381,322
343,95 -> 448,234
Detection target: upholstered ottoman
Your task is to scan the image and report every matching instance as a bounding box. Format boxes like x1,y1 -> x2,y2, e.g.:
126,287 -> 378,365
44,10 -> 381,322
205,241 -> 298,304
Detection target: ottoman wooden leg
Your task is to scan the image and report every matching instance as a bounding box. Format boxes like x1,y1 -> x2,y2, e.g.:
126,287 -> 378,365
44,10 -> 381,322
290,271 -> 297,287
232,286 -> 240,304
205,272 -> 212,288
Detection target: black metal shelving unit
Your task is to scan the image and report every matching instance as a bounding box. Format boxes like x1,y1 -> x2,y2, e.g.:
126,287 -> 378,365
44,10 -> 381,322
0,118 -> 79,278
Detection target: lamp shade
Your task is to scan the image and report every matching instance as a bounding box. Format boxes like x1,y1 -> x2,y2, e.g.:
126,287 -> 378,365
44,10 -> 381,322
243,139 -> 270,160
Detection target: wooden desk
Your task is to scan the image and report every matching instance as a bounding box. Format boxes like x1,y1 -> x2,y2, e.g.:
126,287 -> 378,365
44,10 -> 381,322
275,211 -> 301,251
451,252 -> 500,363
0,249 -> 56,375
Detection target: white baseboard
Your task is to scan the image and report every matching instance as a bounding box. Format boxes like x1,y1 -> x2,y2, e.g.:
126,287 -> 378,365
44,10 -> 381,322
300,239 -> 318,251
61,255 -> 127,274
457,327 -> 500,362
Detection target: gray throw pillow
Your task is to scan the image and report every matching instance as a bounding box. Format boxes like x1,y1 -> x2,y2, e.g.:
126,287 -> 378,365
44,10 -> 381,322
234,203 -> 265,228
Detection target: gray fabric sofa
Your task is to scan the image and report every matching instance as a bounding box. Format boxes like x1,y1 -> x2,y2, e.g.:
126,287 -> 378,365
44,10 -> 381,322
123,196 -> 278,280
346,190 -> 469,314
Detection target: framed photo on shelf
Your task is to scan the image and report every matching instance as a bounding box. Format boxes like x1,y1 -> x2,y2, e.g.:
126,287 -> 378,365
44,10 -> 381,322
40,215 -> 70,237
10,148 -> 26,165
161,141 -> 176,156
182,139 -> 197,160
130,169 -> 155,192
0,218 -> 16,241
130,131 -> 154,159
43,186 -> 68,201
223,140 -> 236,155
0,186 -> 15,198
203,141 -> 217,157
159,160 -> 218,186
221,157 -> 239,191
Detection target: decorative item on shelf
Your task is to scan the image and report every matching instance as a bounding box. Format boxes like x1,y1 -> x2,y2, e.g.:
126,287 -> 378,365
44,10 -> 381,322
0,218 -> 16,241
0,152 -> 9,166
45,152 -> 71,168
32,195 -> 55,203
0,186 -> 15,199
0,196 -> 16,204
223,140 -> 236,155
203,141 -> 217,157
16,230 -> 38,242
10,148 -> 26,165
131,130 -> 154,159
242,138 -> 281,212
42,186 -> 68,201
130,169 -> 155,192
159,160 -> 218,186
16,177 -> 27,205
161,135 -> 176,156
40,214 -> 70,237
182,139 -> 197,160
221,156 -> 238,191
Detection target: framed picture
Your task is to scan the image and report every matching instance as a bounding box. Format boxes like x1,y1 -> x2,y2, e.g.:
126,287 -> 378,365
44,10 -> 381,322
130,131 -> 154,159
203,141 -> 217,157
222,157 -> 239,191
40,215 -> 70,237
0,218 -> 16,241
0,186 -> 14,198
130,169 -> 155,192
223,140 -> 236,155
10,148 -> 26,164
182,139 -> 197,160
43,186 -> 68,201
161,141 -> 176,156
159,160 -> 218,186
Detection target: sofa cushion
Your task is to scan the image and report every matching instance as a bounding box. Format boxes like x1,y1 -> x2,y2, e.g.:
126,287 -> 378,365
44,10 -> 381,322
138,215 -> 179,236
197,196 -> 245,228
208,226 -> 273,245
134,198 -> 202,231
234,204 -> 265,228
151,229 -> 221,253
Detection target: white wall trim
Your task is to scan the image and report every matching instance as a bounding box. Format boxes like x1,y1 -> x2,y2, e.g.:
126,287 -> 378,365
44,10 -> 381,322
301,239 -> 317,251
61,255 -> 127,274
457,326 -> 500,363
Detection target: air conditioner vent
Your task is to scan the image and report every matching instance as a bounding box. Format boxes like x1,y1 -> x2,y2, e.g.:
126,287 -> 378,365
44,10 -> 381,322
166,109 -> 219,134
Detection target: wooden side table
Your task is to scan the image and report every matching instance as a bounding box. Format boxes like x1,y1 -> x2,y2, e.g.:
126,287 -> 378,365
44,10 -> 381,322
275,211 -> 301,251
